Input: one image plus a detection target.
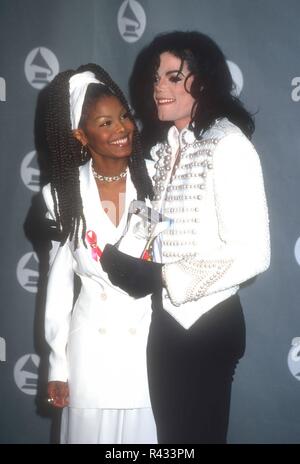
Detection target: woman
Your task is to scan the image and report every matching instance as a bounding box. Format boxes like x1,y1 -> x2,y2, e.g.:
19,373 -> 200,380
102,31 -> 270,443
42,63 -> 157,444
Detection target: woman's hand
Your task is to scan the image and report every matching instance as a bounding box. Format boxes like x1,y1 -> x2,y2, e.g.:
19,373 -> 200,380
47,381 -> 69,408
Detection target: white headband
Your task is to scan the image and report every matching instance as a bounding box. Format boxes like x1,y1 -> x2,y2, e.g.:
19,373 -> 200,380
69,71 -> 105,130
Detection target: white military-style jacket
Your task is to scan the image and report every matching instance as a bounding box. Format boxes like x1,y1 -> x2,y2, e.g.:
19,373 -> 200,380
151,118 -> 270,329
42,159 -> 154,409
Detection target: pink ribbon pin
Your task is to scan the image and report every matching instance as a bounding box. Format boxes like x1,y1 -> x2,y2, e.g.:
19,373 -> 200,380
86,230 -> 102,261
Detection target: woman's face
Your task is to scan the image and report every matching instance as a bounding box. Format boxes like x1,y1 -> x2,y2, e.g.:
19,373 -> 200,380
75,95 -> 134,161
153,52 -> 195,130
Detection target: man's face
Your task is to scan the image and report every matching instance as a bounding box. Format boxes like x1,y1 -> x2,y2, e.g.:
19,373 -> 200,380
153,52 -> 195,130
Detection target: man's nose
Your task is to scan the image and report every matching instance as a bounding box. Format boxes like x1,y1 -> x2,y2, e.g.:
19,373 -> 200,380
155,76 -> 167,91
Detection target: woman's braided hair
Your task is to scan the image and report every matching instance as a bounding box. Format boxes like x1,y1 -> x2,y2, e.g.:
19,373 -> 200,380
44,63 -> 153,249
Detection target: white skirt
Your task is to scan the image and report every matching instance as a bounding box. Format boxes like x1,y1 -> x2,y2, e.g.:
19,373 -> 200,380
60,407 -> 157,444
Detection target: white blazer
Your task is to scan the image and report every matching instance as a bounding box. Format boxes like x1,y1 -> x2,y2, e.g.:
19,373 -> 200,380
151,119 -> 270,329
42,159 -> 154,409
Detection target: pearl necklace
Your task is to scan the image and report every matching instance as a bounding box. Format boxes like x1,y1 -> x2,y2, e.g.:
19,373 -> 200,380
92,164 -> 127,182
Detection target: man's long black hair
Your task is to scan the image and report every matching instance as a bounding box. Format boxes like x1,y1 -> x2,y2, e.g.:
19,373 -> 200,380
130,31 -> 255,153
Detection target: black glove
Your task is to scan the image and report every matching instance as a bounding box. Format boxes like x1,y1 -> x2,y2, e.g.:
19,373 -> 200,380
44,218 -> 62,242
100,244 -> 162,298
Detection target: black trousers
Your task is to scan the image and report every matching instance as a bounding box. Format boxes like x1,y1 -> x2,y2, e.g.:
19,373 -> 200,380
147,293 -> 246,444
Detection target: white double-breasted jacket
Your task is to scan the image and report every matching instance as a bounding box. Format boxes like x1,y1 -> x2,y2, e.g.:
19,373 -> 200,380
42,159 -> 154,409
151,118 -> 270,329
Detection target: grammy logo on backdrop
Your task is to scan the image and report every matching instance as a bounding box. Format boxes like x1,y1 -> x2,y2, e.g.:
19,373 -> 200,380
24,47 -> 59,89
21,150 -> 40,192
0,337 -> 6,362
16,252 -> 39,293
14,354 -> 40,395
30,48 -> 53,85
0,77 -> 6,102
122,0 -> 141,39
118,0 -> 146,43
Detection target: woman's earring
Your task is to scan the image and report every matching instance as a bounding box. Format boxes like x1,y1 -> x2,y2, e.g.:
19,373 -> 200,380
80,144 -> 88,162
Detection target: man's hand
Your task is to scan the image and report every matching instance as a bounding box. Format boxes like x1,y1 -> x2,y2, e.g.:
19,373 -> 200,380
100,244 -> 162,298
